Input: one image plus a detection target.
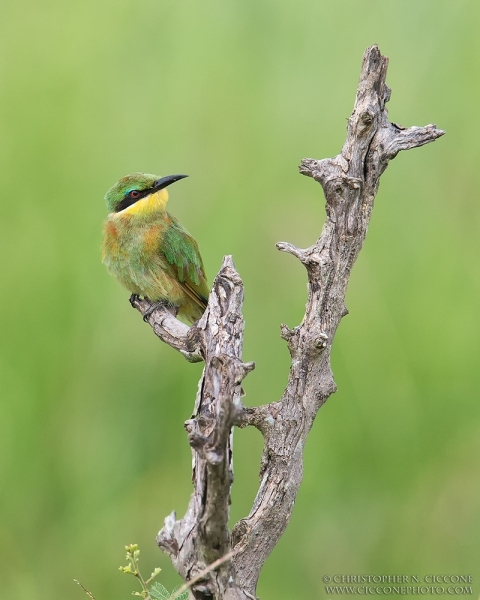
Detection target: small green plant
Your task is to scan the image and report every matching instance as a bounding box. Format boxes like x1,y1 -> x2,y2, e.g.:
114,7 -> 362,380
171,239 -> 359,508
149,581 -> 188,600
75,544 -> 188,600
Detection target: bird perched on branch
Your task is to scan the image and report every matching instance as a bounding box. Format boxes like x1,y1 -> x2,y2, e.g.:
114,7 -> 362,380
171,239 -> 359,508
102,172 -> 209,324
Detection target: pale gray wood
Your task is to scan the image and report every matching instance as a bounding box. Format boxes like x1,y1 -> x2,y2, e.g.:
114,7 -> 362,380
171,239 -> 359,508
154,256 -> 254,600
132,45 -> 444,599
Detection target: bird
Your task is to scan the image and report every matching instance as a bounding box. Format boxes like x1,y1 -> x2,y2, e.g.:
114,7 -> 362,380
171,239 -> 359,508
102,172 -> 209,324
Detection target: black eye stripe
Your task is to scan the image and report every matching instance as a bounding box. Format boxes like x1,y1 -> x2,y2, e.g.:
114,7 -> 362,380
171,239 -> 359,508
114,187 -> 154,212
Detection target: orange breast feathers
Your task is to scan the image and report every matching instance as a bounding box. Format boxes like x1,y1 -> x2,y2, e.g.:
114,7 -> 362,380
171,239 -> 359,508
142,225 -> 162,254
102,221 -> 119,259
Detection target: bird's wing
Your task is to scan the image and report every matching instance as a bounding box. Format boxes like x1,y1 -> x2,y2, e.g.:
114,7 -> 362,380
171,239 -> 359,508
161,215 -> 209,310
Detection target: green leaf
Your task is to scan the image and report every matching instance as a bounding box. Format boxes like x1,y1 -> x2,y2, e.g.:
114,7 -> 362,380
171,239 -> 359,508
149,582 -> 171,600
170,586 -> 189,600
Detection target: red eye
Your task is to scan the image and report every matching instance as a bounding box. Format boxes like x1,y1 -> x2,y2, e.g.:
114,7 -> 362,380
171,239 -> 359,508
130,190 -> 140,198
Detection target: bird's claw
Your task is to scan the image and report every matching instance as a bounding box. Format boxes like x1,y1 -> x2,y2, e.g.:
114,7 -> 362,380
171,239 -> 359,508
143,302 -> 164,323
142,301 -> 179,323
129,293 -> 140,307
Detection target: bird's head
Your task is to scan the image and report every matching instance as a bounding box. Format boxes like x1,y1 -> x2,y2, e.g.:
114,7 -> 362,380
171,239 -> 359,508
104,172 -> 188,214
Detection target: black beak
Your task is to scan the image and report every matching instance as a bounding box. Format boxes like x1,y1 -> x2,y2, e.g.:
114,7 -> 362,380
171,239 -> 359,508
153,174 -> 188,191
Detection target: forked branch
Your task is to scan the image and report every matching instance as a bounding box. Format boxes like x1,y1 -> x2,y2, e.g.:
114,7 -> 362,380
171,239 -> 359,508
132,45 -> 443,599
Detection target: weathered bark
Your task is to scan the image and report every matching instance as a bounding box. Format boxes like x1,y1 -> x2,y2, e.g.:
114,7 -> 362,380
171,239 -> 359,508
132,45 -> 443,599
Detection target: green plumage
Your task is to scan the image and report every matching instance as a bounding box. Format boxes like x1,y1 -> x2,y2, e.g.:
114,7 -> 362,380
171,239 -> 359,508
102,172 -> 209,324
163,222 -> 203,286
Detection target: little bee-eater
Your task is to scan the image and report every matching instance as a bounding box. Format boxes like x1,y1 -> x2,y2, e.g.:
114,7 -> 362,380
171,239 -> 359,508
102,172 -> 209,323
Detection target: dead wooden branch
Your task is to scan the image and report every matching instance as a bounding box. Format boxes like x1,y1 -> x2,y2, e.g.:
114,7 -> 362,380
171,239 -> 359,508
132,45 -> 444,599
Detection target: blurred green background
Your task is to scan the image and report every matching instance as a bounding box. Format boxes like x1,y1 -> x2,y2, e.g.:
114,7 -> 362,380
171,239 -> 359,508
1,0 -> 479,598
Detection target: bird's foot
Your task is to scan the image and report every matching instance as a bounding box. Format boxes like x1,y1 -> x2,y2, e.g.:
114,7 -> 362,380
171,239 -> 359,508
142,301 -> 170,323
129,293 -> 140,307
